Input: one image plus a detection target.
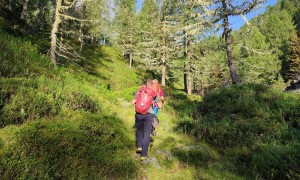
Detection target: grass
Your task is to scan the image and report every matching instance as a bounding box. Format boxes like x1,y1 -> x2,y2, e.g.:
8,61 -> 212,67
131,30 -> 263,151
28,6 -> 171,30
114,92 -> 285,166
1,20 -> 299,179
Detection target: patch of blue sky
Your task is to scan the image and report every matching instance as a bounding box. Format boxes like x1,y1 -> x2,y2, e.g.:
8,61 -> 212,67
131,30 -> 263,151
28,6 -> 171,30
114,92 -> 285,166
136,0 -> 277,31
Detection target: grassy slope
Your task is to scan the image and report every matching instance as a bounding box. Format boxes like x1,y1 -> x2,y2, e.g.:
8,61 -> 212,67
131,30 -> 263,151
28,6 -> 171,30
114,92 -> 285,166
0,22 -> 248,179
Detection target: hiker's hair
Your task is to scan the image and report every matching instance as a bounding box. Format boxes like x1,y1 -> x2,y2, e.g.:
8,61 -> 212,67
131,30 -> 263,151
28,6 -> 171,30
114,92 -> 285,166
145,79 -> 153,87
152,79 -> 160,93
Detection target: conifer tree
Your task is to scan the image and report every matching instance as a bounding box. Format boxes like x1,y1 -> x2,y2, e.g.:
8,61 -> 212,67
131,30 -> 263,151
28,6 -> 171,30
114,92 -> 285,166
286,30 -> 300,81
235,26 -> 279,83
157,0 -> 178,86
114,0 -> 136,68
212,0 -> 265,84
259,9 -> 294,56
172,0 -> 211,94
194,35 -> 228,94
134,0 -> 160,69
50,0 -> 109,64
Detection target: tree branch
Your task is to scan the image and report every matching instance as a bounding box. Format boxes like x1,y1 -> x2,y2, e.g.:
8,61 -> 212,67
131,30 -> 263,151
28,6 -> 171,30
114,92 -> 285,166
60,14 -> 98,22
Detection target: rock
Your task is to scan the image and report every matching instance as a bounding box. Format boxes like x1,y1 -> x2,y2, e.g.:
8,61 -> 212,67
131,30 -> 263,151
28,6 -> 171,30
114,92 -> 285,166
141,157 -> 161,169
156,149 -> 172,158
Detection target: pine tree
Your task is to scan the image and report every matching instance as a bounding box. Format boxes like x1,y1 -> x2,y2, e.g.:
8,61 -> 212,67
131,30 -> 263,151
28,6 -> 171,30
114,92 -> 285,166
134,0 -> 160,69
172,0 -> 211,94
82,0 -> 111,46
157,0 -> 178,87
235,26 -> 279,83
50,0 -> 109,64
286,30 -> 300,81
212,0 -> 265,84
259,9 -> 294,56
193,35 -> 228,94
114,0 -> 136,68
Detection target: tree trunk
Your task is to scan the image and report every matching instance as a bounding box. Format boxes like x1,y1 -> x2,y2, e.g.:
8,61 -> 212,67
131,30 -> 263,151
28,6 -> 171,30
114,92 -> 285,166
129,52 -> 133,68
129,34 -> 133,68
183,62 -> 192,94
6,0 -> 12,11
50,0 -> 62,65
183,30 -> 192,94
161,0 -> 166,87
200,80 -> 204,95
184,62 -> 187,93
79,22 -> 83,52
20,0 -> 30,20
187,72 -> 192,94
187,51 -> 192,95
161,38 -> 166,87
222,0 -> 241,84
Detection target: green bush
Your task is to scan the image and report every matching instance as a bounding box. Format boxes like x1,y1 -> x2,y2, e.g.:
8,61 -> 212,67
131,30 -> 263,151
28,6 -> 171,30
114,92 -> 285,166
246,143 -> 300,179
172,147 -> 213,167
63,91 -> 99,112
192,84 -> 300,147
0,113 -> 138,179
0,33 -> 53,78
183,84 -> 300,178
0,71 -> 103,127
1,89 -> 58,125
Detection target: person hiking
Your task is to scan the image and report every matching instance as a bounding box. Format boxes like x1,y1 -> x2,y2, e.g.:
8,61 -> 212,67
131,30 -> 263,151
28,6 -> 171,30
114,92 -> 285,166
152,79 -> 164,117
131,79 -> 163,161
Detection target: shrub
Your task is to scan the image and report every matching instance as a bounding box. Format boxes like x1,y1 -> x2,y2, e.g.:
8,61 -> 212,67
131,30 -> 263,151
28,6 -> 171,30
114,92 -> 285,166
184,84 -> 300,178
246,143 -> 300,179
0,113 -> 138,179
172,147 -> 213,167
1,89 -> 58,125
192,84 -> 300,148
0,33 -> 53,78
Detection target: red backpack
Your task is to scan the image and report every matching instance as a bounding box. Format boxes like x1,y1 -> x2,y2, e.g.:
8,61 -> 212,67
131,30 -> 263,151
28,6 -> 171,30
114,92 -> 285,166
135,86 -> 157,114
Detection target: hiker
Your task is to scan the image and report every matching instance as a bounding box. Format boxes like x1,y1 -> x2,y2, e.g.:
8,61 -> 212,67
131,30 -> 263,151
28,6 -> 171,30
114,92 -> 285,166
131,79 -> 163,161
152,79 -> 164,117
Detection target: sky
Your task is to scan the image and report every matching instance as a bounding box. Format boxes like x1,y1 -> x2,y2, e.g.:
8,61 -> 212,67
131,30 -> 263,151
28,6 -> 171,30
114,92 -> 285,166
136,0 -> 278,30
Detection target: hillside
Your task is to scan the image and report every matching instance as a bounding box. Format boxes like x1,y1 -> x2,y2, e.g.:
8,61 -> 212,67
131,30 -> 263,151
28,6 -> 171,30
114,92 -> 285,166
0,22 -> 139,179
1,16 -> 300,180
0,22 -> 224,179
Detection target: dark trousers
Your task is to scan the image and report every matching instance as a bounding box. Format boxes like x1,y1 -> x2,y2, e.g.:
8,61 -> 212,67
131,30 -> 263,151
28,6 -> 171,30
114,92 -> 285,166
135,113 -> 153,157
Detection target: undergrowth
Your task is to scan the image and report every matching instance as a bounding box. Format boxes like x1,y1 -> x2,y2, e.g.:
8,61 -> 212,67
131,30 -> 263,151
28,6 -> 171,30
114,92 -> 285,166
0,112 -> 137,179
177,84 -> 300,179
1,20 -> 300,179
0,23 -> 139,179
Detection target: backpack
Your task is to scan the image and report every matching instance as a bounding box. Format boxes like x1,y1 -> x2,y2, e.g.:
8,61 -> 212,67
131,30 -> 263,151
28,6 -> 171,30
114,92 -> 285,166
135,86 -> 157,114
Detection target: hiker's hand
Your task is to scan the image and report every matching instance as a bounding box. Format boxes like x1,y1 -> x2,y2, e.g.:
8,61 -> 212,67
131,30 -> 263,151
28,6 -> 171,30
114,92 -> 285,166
130,99 -> 136,105
157,102 -> 163,109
